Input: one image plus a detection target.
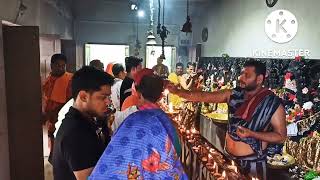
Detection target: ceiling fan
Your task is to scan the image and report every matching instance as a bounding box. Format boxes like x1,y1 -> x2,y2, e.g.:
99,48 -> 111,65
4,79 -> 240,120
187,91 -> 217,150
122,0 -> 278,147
266,0 -> 278,7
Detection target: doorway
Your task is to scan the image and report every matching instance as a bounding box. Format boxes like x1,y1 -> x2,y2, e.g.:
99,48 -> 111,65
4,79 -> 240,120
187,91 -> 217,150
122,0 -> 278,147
85,44 -> 129,68
146,46 -> 176,73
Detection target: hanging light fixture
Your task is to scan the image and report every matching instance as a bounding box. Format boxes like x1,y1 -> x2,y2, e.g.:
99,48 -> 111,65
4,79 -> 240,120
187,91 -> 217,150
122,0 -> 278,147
181,0 -> 192,33
130,0 -> 139,11
146,32 -> 157,45
157,0 -> 169,59
146,0 -> 157,45
134,10 -> 142,57
266,0 -> 278,7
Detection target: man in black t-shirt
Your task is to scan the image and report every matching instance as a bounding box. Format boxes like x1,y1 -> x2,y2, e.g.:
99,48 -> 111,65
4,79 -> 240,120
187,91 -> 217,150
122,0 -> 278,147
52,66 -> 114,180
120,56 -> 143,109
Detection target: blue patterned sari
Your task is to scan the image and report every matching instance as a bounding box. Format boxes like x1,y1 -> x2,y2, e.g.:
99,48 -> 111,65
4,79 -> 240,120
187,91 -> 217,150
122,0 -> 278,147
89,108 -> 188,180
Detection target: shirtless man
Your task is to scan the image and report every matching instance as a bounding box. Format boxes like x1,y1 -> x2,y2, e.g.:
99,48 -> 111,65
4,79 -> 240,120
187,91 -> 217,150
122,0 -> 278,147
167,59 -> 286,180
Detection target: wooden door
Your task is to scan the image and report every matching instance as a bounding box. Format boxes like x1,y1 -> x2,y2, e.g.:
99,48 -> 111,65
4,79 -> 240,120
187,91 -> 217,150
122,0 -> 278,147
2,25 -> 44,180
0,21 -> 11,180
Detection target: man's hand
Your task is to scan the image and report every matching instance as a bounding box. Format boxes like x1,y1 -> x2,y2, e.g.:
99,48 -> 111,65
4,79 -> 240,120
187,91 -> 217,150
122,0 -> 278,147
235,105 -> 287,144
236,126 -> 253,139
190,72 -> 197,78
198,75 -> 204,81
236,105 -> 287,144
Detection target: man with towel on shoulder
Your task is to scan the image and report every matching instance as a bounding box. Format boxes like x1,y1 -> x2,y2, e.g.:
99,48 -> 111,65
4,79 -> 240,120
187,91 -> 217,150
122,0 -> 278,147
167,59 -> 287,180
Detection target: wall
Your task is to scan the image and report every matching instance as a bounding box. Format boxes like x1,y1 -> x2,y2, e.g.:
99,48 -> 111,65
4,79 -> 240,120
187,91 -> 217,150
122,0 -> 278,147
39,0 -> 73,39
0,0 -> 73,39
198,0 -> 320,59
74,0 -> 208,65
0,0 -> 40,25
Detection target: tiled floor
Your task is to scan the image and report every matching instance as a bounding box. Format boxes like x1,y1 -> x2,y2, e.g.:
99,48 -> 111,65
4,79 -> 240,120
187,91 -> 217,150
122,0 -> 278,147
43,125 -> 53,180
44,157 -> 53,180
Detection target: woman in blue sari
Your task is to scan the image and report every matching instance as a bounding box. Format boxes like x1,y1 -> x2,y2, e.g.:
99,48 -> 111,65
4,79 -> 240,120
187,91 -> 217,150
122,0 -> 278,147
90,70 -> 187,180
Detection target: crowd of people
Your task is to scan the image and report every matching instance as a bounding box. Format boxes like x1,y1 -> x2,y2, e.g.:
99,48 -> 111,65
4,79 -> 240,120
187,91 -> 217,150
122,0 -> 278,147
42,54 -> 286,180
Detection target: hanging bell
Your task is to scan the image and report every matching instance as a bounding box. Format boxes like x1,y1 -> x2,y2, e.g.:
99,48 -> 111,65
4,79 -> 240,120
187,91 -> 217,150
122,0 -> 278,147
146,32 -> 157,45
181,16 -> 192,33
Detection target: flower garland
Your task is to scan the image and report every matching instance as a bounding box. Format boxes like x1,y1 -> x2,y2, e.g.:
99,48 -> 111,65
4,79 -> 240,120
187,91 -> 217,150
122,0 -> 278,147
297,111 -> 320,135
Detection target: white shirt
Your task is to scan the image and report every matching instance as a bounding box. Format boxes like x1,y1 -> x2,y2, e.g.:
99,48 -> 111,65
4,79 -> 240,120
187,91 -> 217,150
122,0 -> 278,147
111,106 -> 138,132
111,78 -> 123,111
54,99 -> 74,137
55,94 -> 138,137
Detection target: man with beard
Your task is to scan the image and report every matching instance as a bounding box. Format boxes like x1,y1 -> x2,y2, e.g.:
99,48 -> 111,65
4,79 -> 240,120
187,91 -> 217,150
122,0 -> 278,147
168,63 -> 184,107
52,66 -> 114,180
167,59 -> 286,180
42,54 -> 73,154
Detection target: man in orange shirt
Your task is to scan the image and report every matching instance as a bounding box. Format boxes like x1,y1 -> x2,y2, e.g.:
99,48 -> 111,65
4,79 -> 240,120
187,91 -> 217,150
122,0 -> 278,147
42,54 -> 73,153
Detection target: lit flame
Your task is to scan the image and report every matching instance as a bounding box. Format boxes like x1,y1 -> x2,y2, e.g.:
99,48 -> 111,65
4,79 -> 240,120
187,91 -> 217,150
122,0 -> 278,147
191,127 -> 197,134
164,89 -> 169,96
169,102 -> 173,113
231,160 -> 235,166
222,170 -> 226,177
213,162 -> 218,173
235,167 -> 238,173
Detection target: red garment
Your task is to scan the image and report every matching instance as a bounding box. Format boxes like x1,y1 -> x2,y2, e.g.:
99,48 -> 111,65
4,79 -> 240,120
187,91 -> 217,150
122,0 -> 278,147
121,69 -> 156,111
133,68 -> 154,85
139,102 -> 160,110
234,88 -> 273,122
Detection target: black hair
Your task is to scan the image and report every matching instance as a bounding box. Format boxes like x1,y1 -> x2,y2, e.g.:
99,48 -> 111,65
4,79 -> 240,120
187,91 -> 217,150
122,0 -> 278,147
187,62 -> 195,68
244,59 -> 267,80
51,54 -> 67,64
112,63 -> 125,77
176,62 -> 184,68
136,75 -> 164,103
72,66 -> 114,99
89,59 -> 101,66
125,56 -> 143,72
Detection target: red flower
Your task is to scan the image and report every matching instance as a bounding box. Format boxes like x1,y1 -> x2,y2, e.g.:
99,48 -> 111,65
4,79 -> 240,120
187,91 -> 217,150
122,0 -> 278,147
309,132 -> 314,137
295,56 -> 302,61
285,72 -> 293,80
142,149 -> 161,172
297,111 -> 304,117
287,114 -> 294,123
288,94 -> 296,101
